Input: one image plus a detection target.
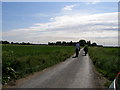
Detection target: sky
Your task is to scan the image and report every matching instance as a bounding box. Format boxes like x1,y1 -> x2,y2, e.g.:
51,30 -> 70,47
2,1 -> 119,46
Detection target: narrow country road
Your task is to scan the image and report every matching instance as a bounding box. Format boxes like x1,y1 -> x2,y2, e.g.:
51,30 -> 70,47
7,49 -> 106,88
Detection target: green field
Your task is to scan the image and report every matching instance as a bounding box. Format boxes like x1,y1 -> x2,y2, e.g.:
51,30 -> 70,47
2,45 -> 74,84
2,45 -> 120,85
88,47 -> 120,81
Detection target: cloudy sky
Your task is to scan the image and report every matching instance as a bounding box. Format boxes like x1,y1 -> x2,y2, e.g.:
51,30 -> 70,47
2,2 -> 118,46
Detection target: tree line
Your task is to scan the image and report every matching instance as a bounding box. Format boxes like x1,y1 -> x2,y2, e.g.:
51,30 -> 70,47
1,41 -> 32,45
1,40 -> 103,47
48,40 -> 98,46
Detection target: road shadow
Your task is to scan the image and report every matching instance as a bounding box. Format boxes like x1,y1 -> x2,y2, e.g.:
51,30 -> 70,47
72,56 -> 78,58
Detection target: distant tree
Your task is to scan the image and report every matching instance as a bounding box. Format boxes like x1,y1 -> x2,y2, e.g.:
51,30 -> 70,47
86,41 -> 91,46
62,41 -> 66,46
66,41 -> 72,46
92,42 -> 97,46
21,42 -> 26,45
56,41 -> 61,45
15,42 -> 19,45
11,42 -> 14,44
48,40 -> 99,46
79,40 -> 86,46
26,42 -> 31,45
70,41 -> 73,46
48,42 -> 51,45
48,42 -> 55,45
2,41 -> 10,44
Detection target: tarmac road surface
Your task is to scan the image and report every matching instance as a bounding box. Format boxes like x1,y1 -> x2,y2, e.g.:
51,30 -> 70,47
7,49 -> 106,88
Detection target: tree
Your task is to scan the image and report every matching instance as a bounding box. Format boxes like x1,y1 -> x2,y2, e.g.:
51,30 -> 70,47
48,42 -> 55,45
2,41 -> 10,44
79,40 -> 86,46
56,41 -> 61,45
70,41 -> 73,46
86,41 -> 91,46
62,41 -> 66,46
92,42 -> 97,46
11,42 -> 14,44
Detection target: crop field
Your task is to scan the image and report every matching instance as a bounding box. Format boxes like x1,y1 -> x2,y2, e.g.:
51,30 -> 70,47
88,47 -> 120,81
2,45 -> 74,84
2,45 -> 120,85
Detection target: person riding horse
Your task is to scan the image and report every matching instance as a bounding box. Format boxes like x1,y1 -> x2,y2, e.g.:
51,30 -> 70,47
84,45 -> 88,56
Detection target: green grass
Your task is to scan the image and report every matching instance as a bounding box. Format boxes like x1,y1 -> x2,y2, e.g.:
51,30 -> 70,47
88,47 -> 120,81
2,45 -> 74,84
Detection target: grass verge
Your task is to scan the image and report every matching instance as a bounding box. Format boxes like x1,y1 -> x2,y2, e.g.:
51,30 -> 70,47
88,47 -> 120,86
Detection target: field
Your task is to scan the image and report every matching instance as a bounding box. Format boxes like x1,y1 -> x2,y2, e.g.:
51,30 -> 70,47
2,45 -> 120,85
88,47 -> 120,81
2,45 -> 74,84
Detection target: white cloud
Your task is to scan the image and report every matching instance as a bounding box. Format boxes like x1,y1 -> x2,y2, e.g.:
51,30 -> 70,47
3,12 -> 118,46
86,0 -> 102,4
62,4 -> 77,11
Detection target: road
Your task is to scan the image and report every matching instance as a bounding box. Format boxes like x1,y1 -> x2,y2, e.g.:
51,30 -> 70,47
7,49 -> 106,88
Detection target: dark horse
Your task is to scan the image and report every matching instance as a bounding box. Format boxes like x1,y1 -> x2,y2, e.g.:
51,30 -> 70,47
84,46 -> 88,56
